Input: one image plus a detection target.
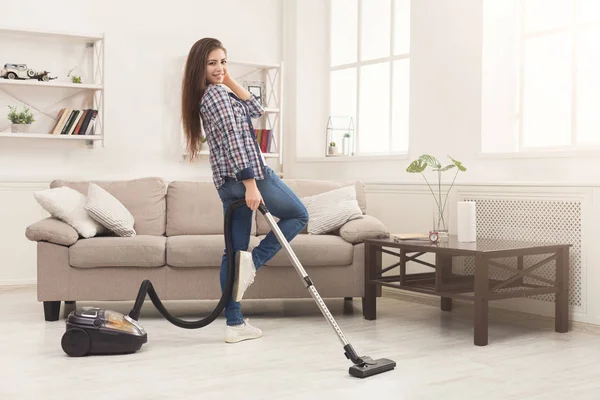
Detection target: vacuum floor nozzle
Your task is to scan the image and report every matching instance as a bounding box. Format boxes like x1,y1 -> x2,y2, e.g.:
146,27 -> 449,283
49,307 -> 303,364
348,357 -> 397,378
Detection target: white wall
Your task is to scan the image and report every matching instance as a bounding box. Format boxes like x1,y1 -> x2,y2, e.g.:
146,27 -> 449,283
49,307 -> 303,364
0,0 -> 282,284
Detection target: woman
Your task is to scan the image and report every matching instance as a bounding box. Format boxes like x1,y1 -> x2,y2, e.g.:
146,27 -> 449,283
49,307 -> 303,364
181,38 -> 309,343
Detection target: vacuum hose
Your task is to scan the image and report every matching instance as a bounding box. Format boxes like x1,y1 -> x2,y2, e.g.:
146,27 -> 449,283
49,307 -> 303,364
126,198 -> 261,328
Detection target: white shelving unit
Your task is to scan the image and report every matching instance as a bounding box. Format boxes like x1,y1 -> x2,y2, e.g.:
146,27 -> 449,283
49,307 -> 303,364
183,60 -> 284,171
0,26 -> 104,147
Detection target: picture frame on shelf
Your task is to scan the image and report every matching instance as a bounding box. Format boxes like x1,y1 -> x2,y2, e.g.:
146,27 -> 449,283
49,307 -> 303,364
243,80 -> 266,106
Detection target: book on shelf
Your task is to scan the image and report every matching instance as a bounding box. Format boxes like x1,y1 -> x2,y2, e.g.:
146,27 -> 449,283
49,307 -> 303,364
253,129 -> 274,153
48,108 -> 98,135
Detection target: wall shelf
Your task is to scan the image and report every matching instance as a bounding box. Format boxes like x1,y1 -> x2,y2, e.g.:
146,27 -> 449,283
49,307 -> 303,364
0,26 -> 104,148
0,26 -> 103,42
0,79 -> 103,90
0,132 -> 102,141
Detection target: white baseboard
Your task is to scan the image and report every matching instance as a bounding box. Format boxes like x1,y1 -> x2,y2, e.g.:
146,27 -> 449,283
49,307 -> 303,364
0,279 -> 37,287
382,287 -> 600,333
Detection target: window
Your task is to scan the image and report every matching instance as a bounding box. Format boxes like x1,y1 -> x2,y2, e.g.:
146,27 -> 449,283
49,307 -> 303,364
482,0 -> 600,153
329,0 -> 411,155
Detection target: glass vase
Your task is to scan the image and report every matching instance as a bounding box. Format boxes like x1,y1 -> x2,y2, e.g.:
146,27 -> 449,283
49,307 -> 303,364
432,200 -> 450,241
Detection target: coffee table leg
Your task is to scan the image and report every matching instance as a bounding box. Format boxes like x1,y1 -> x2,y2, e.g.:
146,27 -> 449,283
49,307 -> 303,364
362,243 -> 378,320
555,248 -> 569,333
474,254 -> 489,346
436,254 -> 453,312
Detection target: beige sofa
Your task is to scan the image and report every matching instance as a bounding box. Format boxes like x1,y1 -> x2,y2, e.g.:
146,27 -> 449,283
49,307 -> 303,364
25,177 -> 388,321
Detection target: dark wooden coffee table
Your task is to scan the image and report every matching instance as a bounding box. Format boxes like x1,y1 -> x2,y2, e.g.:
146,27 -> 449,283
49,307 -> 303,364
362,235 -> 571,346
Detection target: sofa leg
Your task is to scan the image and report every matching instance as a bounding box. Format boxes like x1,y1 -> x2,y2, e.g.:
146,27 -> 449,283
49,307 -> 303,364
64,301 -> 77,318
43,301 -> 61,321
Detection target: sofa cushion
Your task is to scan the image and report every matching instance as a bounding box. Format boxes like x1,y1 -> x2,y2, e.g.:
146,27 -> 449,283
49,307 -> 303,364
25,217 -> 80,246
302,185 -> 363,234
256,180 -> 366,235
259,234 -> 353,267
85,183 -> 136,237
50,177 -> 166,236
339,214 -> 390,244
69,235 -> 166,268
166,181 -> 256,236
33,186 -> 107,238
167,235 -> 261,267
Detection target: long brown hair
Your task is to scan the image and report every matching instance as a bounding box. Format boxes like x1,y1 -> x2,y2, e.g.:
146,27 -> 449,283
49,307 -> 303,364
181,38 -> 226,161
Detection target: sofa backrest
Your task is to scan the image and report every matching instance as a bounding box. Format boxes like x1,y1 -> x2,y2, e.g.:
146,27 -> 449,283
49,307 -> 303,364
165,179 -> 365,237
165,181 -> 257,236
50,177 -> 167,236
255,179 -> 366,235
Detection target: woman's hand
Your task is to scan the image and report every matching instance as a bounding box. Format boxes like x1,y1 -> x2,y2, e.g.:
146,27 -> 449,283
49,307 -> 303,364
222,69 -> 234,88
242,179 -> 264,211
222,70 -> 253,101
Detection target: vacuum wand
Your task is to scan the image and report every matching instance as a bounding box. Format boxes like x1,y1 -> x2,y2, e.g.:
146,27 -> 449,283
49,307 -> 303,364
257,203 -> 396,378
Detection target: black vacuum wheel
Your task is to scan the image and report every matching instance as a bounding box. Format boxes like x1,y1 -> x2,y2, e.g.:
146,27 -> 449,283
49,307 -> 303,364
61,328 -> 91,357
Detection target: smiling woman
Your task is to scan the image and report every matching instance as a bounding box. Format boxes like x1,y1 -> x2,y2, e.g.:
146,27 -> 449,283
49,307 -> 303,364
179,37 -> 310,343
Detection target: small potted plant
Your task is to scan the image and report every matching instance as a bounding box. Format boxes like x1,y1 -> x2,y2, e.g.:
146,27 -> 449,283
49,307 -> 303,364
328,141 -> 337,155
67,66 -> 82,84
7,105 -> 35,133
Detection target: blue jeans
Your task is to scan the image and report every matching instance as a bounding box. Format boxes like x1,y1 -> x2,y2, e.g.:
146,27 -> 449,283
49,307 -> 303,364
216,165 -> 309,326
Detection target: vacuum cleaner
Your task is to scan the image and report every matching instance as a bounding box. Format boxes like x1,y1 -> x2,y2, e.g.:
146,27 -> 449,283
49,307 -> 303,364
61,199 -> 396,378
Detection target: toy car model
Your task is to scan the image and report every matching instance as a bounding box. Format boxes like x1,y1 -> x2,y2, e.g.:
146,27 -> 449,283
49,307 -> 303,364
0,63 -> 56,81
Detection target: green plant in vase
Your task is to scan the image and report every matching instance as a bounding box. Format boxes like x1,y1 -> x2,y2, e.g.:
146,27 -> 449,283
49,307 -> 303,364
406,154 -> 467,236
7,105 -> 35,133
67,66 -> 82,84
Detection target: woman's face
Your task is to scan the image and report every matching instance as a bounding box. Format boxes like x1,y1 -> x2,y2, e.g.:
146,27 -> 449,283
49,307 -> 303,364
206,48 -> 227,85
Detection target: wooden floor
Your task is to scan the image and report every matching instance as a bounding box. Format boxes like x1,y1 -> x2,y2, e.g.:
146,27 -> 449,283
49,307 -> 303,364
1,286 -> 599,400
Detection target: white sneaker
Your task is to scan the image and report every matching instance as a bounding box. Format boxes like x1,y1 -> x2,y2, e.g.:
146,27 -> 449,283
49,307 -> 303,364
225,318 -> 263,343
233,250 -> 256,302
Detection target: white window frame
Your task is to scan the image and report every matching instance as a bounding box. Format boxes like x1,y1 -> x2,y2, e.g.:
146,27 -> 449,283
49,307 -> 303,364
327,0 -> 410,158
510,0 -> 600,155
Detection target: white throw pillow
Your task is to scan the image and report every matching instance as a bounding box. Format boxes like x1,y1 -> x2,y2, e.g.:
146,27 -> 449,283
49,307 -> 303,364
33,186 -> 106,239
301,185 -> 363,235
84,182 -> 136,237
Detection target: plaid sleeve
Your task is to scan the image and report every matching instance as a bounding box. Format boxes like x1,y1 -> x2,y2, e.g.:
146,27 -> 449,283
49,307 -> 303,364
243,94 -> 265,119
202,85 -> 255,181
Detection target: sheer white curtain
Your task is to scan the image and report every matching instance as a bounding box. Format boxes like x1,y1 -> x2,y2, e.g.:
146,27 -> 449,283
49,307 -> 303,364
482,0 -> 600,153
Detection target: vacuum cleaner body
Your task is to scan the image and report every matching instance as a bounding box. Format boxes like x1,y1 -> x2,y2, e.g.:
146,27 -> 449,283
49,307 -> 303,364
61,307 -> 147,357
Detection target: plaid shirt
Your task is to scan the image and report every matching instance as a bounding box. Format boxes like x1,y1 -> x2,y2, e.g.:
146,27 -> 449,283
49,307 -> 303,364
200,84 -> 266,189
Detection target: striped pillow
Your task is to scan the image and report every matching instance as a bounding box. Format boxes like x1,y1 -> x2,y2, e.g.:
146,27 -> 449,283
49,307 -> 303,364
302,185 -> 363,235
84,183 -> 136,237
